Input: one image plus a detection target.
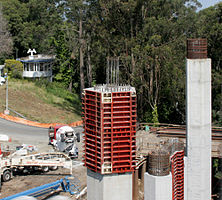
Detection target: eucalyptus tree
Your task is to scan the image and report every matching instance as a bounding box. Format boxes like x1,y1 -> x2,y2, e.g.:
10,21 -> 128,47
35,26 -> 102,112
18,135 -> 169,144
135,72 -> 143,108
196,2 -> 222,125
0,2 -> 12,61
84,0 -> 200,123
0,0 -> 63,57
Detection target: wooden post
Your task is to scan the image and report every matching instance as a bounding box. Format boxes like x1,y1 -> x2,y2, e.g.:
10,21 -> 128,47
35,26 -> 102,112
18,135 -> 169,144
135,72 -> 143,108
133,169 -> 139,200
141,161 -> 147,193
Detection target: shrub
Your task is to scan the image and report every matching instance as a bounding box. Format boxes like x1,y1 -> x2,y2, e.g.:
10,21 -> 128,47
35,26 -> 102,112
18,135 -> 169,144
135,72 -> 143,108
5,59 -> 23,79
152,104 -> 159,126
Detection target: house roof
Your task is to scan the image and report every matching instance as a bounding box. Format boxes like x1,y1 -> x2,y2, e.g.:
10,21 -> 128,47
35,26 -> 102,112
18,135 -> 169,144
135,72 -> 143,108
17,54 -> 55,63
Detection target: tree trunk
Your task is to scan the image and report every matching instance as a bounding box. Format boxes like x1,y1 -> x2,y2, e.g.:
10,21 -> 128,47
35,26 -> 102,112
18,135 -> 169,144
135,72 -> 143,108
79,9 -> 85,97
87,44 -> 92,87
130,18 -> 135,75
68,63 -> 72,92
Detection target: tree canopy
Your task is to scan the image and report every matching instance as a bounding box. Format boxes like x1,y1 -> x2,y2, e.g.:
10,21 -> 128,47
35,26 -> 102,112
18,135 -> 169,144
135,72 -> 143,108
0,0 -> 221,125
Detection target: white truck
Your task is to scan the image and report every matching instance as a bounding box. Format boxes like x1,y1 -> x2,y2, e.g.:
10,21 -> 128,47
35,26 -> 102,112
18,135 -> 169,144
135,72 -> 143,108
0,152 -> 73,183
48,125 -> 80,159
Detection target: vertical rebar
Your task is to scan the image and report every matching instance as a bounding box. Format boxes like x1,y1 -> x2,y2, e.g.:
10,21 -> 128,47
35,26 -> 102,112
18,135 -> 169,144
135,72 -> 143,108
106,57 -> 120,85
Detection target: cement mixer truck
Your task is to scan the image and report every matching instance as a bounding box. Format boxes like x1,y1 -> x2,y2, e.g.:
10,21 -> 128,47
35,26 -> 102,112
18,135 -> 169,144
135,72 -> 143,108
48,125 -> 80,159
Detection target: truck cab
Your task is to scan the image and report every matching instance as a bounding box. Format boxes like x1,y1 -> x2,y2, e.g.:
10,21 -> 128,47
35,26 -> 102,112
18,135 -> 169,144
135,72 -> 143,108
48,125 -> 65,145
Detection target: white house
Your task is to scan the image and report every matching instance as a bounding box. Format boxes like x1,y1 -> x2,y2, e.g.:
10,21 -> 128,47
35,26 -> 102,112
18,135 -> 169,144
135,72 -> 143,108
18,50 -> 55,81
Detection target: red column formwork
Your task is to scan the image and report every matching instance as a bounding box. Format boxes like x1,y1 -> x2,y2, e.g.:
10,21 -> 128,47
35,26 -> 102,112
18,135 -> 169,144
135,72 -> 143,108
171,150 -> 184,200
82,86 -> 137,174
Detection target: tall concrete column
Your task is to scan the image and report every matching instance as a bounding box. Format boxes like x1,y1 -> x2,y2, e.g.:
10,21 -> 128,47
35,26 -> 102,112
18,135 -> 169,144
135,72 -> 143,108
186,57 -> 211,200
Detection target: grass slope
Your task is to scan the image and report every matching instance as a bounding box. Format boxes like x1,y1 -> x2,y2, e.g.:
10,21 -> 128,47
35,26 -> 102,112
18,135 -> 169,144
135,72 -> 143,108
0,79 -> 81,124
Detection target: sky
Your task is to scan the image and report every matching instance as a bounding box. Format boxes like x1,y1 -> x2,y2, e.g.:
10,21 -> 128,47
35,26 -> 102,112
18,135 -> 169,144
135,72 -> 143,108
198,0 -> 221,9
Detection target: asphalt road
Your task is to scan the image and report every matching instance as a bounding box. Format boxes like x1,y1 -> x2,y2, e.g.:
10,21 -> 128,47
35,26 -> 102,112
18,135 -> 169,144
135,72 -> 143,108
0,117 -> 47,144
0,117 -> 83,150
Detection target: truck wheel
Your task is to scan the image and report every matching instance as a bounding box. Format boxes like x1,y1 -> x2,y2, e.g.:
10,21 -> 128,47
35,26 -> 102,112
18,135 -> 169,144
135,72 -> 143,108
49,166 -> 58,171
33,167 -> 39,171
42,166 -> 49,172
3,170 -> 12,182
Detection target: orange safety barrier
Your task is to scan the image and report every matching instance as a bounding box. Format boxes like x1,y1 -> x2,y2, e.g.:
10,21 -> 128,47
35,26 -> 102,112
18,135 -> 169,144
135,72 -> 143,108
0,113 -> 83,128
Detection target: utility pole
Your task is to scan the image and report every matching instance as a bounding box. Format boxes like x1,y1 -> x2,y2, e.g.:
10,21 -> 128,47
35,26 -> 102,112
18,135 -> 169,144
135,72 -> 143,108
4,73 -> 9,115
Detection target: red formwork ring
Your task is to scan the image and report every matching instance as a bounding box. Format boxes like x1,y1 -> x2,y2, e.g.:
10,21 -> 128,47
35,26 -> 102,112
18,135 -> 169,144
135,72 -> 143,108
171,150 -> 184,200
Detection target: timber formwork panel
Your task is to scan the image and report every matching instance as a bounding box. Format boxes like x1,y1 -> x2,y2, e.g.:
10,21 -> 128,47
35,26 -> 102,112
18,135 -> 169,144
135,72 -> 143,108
83,86 -> 136,174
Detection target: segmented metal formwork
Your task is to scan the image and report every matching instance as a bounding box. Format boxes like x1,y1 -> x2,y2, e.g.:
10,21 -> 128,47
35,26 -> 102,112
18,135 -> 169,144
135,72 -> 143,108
171,150 -> 184,200
187,38 -> 207,59
82,85 -> 137,174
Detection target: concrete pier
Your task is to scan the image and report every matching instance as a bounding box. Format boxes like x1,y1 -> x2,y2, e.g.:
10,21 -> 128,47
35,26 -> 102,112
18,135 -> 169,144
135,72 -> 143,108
87,169 -> 133,200
144,172 -> 172,200
186,58 -> 211,200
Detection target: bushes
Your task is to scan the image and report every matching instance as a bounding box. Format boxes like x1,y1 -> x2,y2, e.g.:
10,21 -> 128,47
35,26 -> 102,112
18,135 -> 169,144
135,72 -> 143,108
4,59 -> 23,79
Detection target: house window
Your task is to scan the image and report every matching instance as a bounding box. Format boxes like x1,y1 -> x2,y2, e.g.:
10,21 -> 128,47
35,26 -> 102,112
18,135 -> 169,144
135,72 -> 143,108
24,64 -> 27,71
30,63 -> 34,71
48,64 -> 52,71
40,63 -> 44,71
37,63 -> 40,71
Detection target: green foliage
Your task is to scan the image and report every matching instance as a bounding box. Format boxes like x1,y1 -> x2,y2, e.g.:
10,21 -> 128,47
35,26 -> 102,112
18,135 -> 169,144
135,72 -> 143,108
0,0 -> 221,125
0,0 -> 63,56
152,105 -> 159,126
196,3 -> 222,126
143,109 -> 153,123
50,27 -> 80,93
213,158 -> 222,180
4,59 -> 23,78
34,80 -> 81,114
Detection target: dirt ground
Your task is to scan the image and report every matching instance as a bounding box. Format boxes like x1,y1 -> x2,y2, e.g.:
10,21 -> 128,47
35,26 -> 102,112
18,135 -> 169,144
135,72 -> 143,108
0,139 -> 87,199
0,167 -> 87,199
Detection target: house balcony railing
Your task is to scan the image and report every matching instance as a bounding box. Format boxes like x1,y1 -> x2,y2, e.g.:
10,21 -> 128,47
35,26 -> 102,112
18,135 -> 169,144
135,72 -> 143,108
23,71 -> 52,78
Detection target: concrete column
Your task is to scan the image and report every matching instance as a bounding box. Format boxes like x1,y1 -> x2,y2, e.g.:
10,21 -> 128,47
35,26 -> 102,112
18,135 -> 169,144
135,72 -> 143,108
144,172 -> 172,200
186,59 -> 211,200
87,169 -> 133,200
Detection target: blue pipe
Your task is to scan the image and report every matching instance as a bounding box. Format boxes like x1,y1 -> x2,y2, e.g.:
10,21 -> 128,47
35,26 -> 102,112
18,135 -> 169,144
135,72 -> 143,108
1,178 -> 68,200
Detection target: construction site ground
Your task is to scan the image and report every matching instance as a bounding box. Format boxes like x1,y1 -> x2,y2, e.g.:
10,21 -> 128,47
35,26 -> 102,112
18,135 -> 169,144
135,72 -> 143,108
0,131 -> 87,200
0,127 -> 180,200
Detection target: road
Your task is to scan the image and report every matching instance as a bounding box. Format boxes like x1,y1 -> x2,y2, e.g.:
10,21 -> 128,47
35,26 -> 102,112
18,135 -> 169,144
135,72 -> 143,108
0,117 -> 83,151
0,117 -> 47,144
